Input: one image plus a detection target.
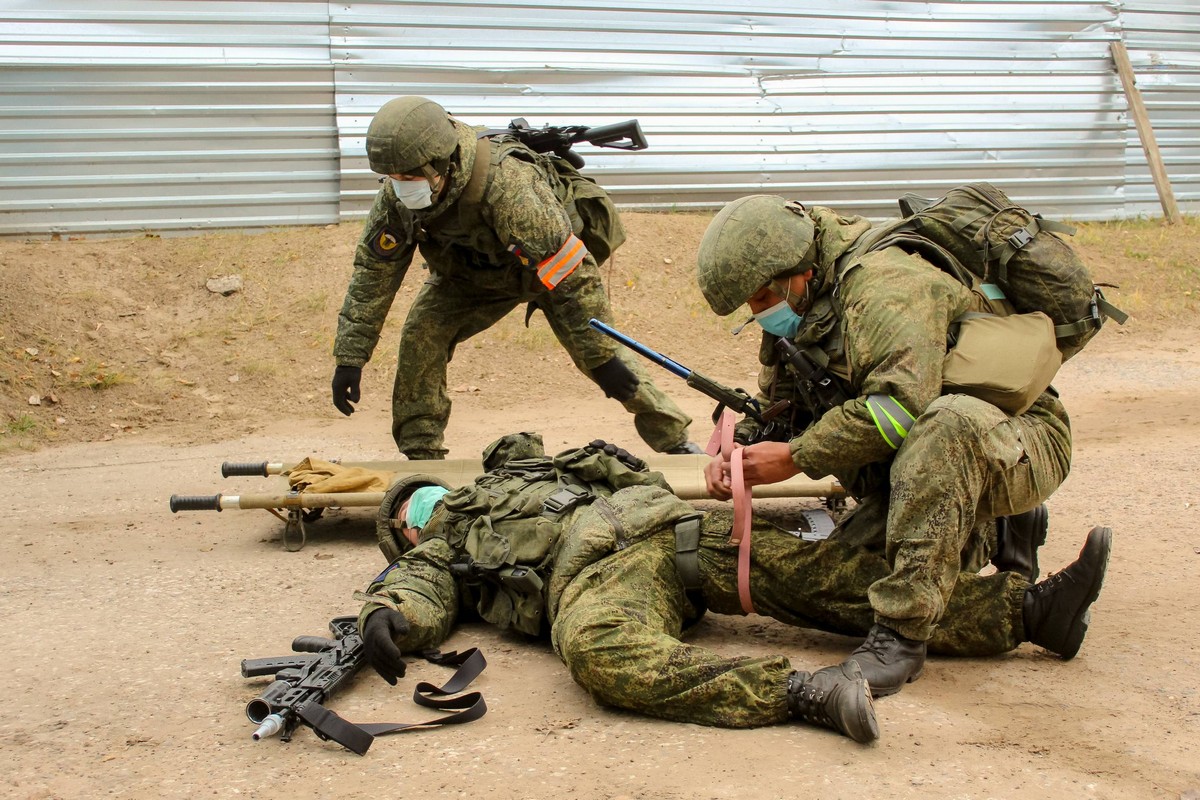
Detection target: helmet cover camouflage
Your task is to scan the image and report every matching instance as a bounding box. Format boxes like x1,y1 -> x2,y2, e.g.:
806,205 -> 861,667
696,195 -> 817,316
366,96 -> 459,176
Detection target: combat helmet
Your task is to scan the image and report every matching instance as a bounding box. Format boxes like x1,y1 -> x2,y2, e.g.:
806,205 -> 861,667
696,195 -> 817,316
376,473 -> 453,563
366,96 -> 459,177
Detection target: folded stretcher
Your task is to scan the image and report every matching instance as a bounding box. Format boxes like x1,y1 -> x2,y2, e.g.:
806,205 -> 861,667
169,453 -> 845,551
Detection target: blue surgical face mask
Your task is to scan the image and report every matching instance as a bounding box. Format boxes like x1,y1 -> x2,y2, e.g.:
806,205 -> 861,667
390,178 -> 433,209
754,300 -> 804,339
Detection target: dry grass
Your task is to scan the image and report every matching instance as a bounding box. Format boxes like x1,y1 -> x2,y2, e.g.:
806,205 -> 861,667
0,211 -> 1195,452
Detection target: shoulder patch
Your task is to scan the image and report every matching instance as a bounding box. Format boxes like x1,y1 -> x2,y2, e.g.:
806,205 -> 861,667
368,225 -> 404,260
506,239 -> 531,267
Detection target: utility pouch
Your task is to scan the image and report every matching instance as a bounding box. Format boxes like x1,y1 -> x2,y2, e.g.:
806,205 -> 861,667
942,312 -> 1062,415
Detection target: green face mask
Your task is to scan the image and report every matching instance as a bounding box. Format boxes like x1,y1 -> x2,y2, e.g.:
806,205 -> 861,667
406,486 -> 450,529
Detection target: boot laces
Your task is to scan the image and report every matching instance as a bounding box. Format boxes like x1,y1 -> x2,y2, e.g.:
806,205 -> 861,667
858,625 -> 898,657
1032,565 -> 1077,597
788,673 -> 835,728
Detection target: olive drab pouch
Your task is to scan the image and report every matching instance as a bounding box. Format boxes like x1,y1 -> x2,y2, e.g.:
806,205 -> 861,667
865,182 -> 1127,362
941,312 -> 1062,415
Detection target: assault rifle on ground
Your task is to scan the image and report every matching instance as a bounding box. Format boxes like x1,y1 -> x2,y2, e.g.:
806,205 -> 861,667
589,318 -> 768,425
240,616 -> 371,751
241,616 -> 488,754
481,118 -> 648,168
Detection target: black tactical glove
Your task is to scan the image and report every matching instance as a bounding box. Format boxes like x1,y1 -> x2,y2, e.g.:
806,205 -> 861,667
331,365 -> 362,416
588,439 -> 648,472
362,608 -> 410,685
591,357 -> 639,402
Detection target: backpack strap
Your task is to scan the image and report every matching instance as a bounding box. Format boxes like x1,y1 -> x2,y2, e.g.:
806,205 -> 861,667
461,136 -> 494,206
1053,286 -> 1130,339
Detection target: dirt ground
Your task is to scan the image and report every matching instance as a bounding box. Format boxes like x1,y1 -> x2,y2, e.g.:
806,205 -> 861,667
1,211 -> 1199,799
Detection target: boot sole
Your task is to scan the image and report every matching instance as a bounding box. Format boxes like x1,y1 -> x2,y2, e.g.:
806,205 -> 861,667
850,679 -> 880,743
1059,526 -> 1112,660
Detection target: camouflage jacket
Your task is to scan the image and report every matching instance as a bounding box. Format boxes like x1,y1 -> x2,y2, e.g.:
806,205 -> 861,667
333,119 -> 592,367
746,207 -> 982,496
355,437 -> 696,652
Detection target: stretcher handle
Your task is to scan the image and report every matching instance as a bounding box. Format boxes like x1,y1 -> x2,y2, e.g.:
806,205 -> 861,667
170,494 -> 223,512
222,461 -> 271,478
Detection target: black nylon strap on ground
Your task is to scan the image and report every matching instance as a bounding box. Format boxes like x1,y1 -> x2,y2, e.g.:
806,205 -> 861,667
297,699 -> 376,755
356,648 -> 489,737
300,647 -> 489,755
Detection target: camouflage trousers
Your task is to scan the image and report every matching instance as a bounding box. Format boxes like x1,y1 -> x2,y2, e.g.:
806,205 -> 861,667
550,511 -> 1028,729
834,391 -> 1072,641
391,260 -> 691,457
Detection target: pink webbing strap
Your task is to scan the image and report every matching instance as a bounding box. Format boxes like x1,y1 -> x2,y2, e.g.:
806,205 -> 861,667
705,409 -> 756,615
730,447 -> 757,615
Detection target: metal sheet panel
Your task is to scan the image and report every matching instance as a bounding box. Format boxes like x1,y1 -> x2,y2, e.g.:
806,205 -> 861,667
333,1 -> 1126,222
0,1 -> 338,237
3,1 -> 1197,237
1120,1 -> 1200,218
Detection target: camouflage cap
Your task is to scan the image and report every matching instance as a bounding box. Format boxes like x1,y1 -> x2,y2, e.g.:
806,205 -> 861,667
375,473 -> 453,563
366,96 -> 459,176
696,195 -> 817,316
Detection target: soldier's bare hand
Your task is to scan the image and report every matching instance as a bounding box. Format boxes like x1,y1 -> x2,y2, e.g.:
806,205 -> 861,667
739,441 -> 801,487
704,454 -> 733,500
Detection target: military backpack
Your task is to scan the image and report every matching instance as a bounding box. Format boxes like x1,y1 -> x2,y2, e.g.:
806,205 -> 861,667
849,182 -> 1126,362
461,135 -> 627,265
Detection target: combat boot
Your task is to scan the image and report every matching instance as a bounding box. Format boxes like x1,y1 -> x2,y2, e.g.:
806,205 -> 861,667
993,503 -> 1049,581
1024,526 -> 1112,660
847,623 -> 926,698
665,441 -> 705,455
787,661 -> 878,744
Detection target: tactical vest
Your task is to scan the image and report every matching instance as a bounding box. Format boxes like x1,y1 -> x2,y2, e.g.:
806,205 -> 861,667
424,436 -> 672,636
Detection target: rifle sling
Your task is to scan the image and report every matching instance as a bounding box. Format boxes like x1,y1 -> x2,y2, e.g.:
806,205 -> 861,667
299,647 -> 489,755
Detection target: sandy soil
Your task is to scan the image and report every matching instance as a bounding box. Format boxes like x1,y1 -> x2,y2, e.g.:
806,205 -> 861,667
1,213 -> 1198,799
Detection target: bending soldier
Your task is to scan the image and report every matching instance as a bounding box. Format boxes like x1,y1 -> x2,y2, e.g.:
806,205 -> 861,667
331,96 -> 698,459
694,195 -> 1111,697
355,434 -> 1109,741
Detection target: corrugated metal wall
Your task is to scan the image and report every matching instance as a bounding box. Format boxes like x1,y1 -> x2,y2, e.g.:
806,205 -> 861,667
0,1 -> 339,237
1121,0 -> 1200,216
1,1 -> 1197,238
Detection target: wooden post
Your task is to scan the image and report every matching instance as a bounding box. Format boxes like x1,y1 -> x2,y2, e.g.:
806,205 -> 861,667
1111,40 -> 1182,224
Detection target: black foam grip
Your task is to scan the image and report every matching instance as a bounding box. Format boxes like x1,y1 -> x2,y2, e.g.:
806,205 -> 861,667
169,494 -> 222,512
222,461 -> 269,478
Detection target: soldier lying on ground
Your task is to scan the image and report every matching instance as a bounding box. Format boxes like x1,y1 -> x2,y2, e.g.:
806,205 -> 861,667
353,434 -> 1110,743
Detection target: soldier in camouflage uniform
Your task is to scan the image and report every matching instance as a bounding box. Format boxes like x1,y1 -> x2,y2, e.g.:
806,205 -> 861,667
694,195 -> 1112,697
355,434 -> 1108,739
331,96 -> 697,459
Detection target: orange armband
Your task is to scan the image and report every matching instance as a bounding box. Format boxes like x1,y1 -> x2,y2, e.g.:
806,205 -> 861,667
536,233 -> 586,289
